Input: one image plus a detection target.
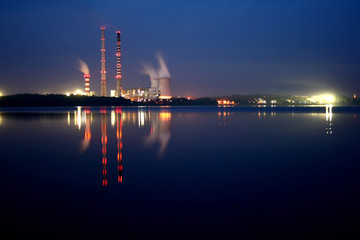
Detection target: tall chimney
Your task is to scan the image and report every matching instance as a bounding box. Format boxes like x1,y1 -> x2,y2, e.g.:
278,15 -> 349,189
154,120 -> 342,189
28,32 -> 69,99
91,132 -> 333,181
116,31 -> 122,97
84,74 -> 90,95
100,27 -> 107,97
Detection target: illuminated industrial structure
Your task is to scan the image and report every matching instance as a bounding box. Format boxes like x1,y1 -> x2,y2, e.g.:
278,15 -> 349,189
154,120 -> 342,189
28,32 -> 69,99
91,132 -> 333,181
100,28 -> 107,97
116,31 -> 122,97
121,87 -> 159,101
158,78 -> 172,99
84,74 -> 90,95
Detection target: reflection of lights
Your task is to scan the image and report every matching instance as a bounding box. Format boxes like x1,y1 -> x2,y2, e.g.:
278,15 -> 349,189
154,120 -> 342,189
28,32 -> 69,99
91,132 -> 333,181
116,109 -> 123,183
81,110 -> 92,153
326,104 -> 333,122
77,106 -> 82,130
326,104 -> 333,135
111,110 -> 115,127
67,111 -> 70,125
0,113 -> 2,125
101,110 -> 107,186
159,112 -> 171,121
144,111 -> 172,157
138,109 -> 145,127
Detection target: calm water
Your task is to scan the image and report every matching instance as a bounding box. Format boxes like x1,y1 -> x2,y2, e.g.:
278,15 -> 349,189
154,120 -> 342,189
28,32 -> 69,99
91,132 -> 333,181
1,106 -> 360,239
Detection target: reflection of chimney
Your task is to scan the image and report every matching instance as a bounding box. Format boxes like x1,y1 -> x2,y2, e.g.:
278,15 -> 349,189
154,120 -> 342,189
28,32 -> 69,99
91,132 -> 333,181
116,108 -> 123,183
100,28 -> 107,97
85,110 -> 91,140
116,31 -> 122,97
80,110 -> 91,153
101,109 -> 107,186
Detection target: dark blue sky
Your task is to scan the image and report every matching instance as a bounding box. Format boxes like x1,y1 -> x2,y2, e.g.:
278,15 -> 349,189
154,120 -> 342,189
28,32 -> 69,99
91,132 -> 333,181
1,0 -> 360,97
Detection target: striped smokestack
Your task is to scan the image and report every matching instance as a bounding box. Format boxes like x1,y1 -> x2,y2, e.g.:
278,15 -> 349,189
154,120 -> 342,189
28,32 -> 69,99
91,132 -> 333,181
100,27 -> 107,97
116,31 -> 122,97
84,74 -> 90,95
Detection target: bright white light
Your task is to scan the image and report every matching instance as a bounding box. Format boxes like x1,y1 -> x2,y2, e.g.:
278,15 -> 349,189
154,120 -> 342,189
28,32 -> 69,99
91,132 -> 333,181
77,106 -> 82,130
323,94 -> 335,103
74,89 -> 83,95
67,111 -> 71,125
111,110 -> 115,127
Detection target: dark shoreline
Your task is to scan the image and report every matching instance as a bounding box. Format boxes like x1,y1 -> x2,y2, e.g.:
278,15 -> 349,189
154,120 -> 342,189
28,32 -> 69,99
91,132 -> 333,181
1,94 -> 359,108
0,94 -> 216,107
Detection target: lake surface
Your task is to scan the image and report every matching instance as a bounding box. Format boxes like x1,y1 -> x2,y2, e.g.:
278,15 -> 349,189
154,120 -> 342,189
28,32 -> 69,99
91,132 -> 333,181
1,106 -> 360,239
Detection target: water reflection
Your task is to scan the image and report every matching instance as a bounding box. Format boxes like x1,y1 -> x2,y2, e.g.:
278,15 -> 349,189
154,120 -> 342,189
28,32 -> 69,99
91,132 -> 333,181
0,106 -> 344,187
326,104 -> 333,135
116,108 -> 123,183
80,110 -> 91,152
101,109 -> 107,186
144,111 -> 172,156
65,107 -> 171,185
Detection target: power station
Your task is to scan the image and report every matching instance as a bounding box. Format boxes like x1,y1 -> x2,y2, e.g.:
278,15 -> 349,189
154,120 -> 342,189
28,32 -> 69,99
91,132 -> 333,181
76,28 -> 172,99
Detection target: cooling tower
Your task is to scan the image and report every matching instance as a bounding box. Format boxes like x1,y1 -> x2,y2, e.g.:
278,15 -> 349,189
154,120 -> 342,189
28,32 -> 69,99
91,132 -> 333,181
158,78 -> 171,99
150,78 -> 159,90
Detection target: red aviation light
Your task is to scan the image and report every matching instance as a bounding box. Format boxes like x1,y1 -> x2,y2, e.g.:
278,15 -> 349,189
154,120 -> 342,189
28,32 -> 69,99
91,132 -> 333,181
115,75 -> 122,79
83,74 -> 90,78
117,64 -> 121,67
116,53 -> 121,56
116,31 -> 121,33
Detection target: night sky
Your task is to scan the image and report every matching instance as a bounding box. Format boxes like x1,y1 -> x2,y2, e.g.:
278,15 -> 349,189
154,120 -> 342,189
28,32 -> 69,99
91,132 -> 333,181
1,0 -> 360,97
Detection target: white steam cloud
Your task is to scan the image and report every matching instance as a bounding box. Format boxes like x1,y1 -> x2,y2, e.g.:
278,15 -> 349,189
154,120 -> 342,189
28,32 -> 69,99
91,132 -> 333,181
156,53 -> 171,79
140,53 -> 171,79
78,59 -> 89,75
140,63 -> 158,80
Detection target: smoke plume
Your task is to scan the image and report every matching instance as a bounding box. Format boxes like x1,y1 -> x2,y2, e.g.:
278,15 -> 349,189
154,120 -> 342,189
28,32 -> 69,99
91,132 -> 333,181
78,59 -> 90,75
140,53 -> 171,80
156,53 -> 171,78
140,63 -> 159,79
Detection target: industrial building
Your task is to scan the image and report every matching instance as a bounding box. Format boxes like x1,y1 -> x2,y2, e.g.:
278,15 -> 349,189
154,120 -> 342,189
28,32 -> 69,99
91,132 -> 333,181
99,28 -> 172,100
121,87 -> 159,101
